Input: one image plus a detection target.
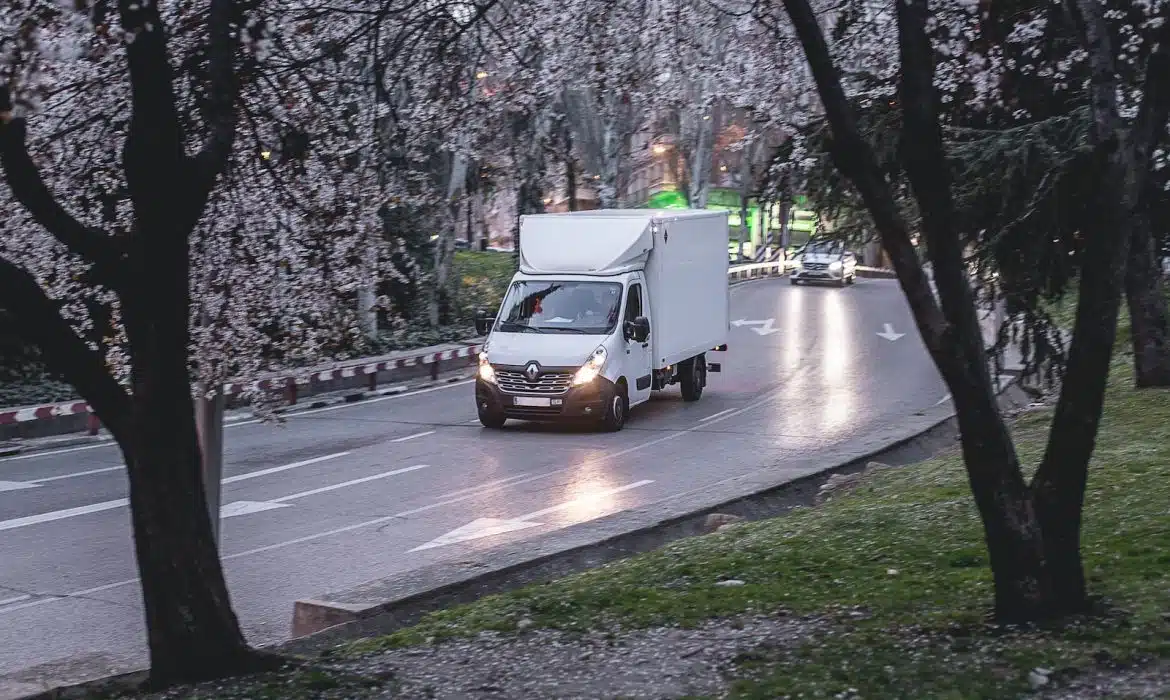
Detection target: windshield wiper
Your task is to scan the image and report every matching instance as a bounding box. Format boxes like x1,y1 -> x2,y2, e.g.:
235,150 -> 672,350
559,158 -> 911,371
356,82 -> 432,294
498,322 -> 545,333
541,326 -> 591,334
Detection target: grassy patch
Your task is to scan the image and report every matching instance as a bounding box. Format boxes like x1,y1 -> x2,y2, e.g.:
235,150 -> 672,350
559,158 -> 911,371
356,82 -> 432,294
452,250 -> 515,321
345,357 -> 1170,697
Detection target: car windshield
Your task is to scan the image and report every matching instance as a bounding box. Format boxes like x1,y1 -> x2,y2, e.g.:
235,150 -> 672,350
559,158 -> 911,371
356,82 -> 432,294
496,280 -> 622,335
804,240 -> 844,256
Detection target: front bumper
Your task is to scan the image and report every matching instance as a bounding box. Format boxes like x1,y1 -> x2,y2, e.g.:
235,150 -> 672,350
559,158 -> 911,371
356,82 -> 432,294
792,266 -> 845,282
476,375 -> 616,422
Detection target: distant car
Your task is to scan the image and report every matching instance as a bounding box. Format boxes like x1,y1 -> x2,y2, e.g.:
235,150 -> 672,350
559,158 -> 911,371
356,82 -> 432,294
454,239 -> 470,251
790,240 -> 857,287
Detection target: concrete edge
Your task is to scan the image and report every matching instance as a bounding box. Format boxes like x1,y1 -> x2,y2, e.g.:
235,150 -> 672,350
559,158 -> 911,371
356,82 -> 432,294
279,377 -> 1030,653
0,670 -> 148,700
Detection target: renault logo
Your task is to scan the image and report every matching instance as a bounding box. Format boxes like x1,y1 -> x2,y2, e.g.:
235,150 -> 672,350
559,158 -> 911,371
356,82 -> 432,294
525,363 -> 540,381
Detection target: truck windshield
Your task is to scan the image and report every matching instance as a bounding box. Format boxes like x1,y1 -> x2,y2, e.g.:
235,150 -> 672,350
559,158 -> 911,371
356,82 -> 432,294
496,281 -> 623,335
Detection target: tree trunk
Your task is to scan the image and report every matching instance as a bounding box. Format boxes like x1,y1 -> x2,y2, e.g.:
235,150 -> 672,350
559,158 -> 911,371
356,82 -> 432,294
780,0 -> 1069,623
122,279 -> 266,686
123,402 -> 258,684
1125,215 -> 1170,387
564,125 -> 579,212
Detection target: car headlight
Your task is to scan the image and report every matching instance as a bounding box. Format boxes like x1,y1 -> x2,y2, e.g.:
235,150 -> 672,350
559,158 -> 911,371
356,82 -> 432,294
829,260 -> 843,271
572,346 -> 607,385
478,351 -> 496,384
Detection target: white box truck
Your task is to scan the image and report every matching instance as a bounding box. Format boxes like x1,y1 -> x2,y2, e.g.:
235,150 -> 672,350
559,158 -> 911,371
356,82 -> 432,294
473,209 -> 729,431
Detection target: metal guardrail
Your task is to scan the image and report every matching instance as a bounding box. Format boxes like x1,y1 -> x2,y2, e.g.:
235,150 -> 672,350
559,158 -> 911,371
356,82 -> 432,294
727,261 -> 787,280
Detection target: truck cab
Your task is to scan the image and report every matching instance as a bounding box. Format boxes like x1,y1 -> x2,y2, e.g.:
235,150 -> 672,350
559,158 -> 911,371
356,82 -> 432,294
473,210 -> 729,431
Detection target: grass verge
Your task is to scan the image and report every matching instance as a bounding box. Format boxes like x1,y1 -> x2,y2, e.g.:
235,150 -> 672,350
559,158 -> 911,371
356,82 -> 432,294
452,249 -> 514,320
341,356 -> 1170,698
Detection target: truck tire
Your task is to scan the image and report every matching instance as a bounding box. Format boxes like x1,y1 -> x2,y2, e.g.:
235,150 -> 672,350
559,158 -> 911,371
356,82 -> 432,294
478,407 -> 507,429
679,354 -> 706,402
600,383 -> 628,432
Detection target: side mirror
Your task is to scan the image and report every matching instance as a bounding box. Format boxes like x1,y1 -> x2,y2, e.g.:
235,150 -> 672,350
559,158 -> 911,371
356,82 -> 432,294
474,309 -> 495,336
625,316 -> 650,343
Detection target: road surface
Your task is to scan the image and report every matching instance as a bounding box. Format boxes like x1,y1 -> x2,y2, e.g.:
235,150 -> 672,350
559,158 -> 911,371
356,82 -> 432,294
0,278 -> 948,687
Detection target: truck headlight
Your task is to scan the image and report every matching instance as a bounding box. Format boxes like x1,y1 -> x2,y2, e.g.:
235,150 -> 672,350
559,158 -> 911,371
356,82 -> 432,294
478,352 -> 496,384
829,260 -> 843,271
572,346 -> 607,386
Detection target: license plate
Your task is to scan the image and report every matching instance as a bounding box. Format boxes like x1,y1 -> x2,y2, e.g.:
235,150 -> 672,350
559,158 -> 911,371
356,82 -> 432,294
513,396 -> 551,407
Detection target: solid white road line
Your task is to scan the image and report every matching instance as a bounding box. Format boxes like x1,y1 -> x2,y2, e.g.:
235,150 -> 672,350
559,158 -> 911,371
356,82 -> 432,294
391,430 -> 435,443
0,480 -> 40,492
699,408 -> 735,422
28,465 -> 123,483
0,452 -> 350,532
0,497 -> 128,532
268,464 -> 429,503
935,394 -> 952,406
0,594 -> 32,606
220,452 -> 350,485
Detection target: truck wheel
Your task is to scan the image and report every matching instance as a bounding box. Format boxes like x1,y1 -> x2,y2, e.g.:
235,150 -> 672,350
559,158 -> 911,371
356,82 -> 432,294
478,406 -> 507,429
790,277 -> 799,285
680,355 -> 706,402
600,383 -> 628,432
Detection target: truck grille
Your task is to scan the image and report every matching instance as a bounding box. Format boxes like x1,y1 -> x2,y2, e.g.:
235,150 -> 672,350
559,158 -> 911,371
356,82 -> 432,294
496,370 -> 573,395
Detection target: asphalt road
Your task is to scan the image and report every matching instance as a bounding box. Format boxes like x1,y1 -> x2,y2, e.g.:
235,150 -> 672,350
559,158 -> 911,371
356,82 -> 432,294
0,277 -> 949,687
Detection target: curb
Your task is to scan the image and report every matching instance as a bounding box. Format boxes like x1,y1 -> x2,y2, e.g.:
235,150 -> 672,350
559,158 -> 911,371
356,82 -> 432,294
281,377 -> 1027,648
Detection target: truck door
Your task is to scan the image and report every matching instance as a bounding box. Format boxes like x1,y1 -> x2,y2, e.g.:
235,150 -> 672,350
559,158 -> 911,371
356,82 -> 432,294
623,279 -> 653,406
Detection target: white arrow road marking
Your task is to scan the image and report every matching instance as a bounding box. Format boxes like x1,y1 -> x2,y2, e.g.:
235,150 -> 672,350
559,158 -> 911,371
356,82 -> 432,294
408,518 -> 542,551
0,480 -> 40,492
731,318 -> 780,336
409,479 -> 655,552
876,323 -> 905,341
220,464 -> 430,516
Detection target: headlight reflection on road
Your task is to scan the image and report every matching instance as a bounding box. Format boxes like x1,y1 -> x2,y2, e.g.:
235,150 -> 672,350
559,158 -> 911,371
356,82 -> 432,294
784,285 -> 803,370
556,455 -> 619,523
821,292 -> 854,432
